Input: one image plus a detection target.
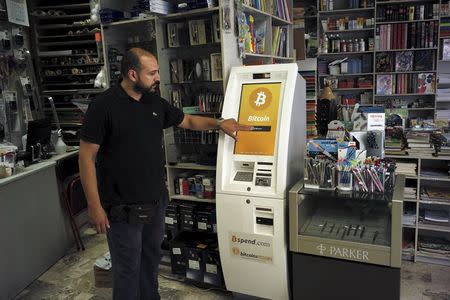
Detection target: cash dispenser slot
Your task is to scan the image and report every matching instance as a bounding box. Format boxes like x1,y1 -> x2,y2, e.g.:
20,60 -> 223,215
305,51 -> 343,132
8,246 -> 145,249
255,206 -> 274,235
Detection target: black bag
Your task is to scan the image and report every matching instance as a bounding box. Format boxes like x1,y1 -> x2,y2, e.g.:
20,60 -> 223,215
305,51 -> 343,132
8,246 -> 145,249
109,204 -> 155,224
127,204 -> 154,224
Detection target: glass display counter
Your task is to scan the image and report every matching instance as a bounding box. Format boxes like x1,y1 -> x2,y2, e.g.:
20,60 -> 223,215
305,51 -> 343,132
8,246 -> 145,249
288,175 -> 404,300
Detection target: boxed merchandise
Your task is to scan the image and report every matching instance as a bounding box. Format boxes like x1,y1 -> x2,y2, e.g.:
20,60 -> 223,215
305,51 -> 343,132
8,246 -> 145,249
169,235 -> 189,275
186,242 -> 207,282
195,205 -> 217,232
203,245 -> 224,287
179,203 -> 197,231
165,202 -> 179,232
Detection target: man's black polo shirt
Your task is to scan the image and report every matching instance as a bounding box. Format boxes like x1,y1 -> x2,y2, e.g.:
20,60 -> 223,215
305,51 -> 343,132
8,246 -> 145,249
80,85 -> 184,208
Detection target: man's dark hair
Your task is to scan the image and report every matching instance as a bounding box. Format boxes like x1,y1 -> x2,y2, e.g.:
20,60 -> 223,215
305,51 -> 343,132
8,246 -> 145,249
121,49 -> 142,78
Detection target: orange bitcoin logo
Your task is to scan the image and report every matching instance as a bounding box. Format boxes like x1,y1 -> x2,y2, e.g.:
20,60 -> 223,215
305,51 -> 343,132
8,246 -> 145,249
249,87 -> 272,111
232,247 -> 240,256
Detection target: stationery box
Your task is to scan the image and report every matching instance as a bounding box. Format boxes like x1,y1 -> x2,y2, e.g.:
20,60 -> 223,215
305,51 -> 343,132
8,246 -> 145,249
203,246 -> 224,287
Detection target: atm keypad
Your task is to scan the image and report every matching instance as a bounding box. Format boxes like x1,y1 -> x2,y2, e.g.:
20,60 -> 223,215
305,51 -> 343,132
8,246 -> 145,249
234,172 -> 254,182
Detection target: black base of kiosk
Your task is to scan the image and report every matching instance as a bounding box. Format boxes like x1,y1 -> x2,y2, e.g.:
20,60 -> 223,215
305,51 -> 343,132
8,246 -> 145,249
291,253 -> 400,300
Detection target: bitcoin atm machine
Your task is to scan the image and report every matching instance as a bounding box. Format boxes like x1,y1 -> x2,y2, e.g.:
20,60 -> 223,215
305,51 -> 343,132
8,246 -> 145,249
216,63 -> 306,299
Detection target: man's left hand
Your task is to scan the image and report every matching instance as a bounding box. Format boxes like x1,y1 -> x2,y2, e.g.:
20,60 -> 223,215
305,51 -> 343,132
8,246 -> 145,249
219,119 -> 253,140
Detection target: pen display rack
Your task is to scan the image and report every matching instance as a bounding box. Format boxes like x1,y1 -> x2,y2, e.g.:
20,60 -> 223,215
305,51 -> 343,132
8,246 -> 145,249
304,156 -> 397,194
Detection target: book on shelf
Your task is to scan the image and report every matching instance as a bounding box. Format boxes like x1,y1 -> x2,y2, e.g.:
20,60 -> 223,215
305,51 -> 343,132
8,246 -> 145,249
440,20 -> 450,38
376,52 -> 394,72
188,19 -> 212,46
272,26 -> 288,57
376,74 -> 393,95
376,73 -> 436,95
320,0 -> 373,11
414,50 -> 436,71
376,50 -> 435,72
376,21 -> 438,50
376,4 -> 439,22
167,22 -> 189,48
443,39 -> 450,61
244,0 -> 291,22
242,13 -> 267,55
395,51 -> 413,72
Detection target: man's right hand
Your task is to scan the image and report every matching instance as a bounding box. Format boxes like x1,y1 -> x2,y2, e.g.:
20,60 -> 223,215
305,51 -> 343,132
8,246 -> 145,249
88,205 -> 110,234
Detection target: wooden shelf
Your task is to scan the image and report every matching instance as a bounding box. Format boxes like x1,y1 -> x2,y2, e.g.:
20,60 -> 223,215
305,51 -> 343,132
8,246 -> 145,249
102,17 -> 156,27
42,82 -> 94,87
375,47 -> 438,52
319,73 -> 373,77
320,87 -> 373,91
420,176 -> 450,182
375,93 -> 436,97
170,195 -> 215,203
319,7 -> 374,14
34,13 -> 90,20
44,73 -> 98,77
318,51 -> 373,56
163,7 -> 220,19
37,23 -> 99,29
40,40 -> 96,46
244,53 -> 293,60
324,28 -> 374,33
166,163 -> 216,171
38,33 -> 95,39
418,223 -> 450,233
377,0 -> 438,4
376,18 -> 439,24
42,89 -> 104,95
242,4 -> 292,25
419,200 -> 450,206
162,43 -> 221,50
376,70 -> 437,74
41,63 -> 104,68
36,3 -> 90,10
39,53 -> 98,57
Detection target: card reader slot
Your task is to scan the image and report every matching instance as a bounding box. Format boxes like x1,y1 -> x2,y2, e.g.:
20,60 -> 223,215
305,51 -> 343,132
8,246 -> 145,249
256,173 -> 271,177
257,162 -> 273,165
255,207 -> 272,212
257,169 -> 271,172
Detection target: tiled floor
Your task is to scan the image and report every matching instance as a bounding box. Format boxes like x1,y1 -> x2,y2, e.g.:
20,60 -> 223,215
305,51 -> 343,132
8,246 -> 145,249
14,229 -> 450,300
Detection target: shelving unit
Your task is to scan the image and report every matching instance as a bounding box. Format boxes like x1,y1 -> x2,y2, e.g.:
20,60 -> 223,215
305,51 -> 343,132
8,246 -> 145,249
30,0 -> 105,145
157,5 -> 226,206
298,58 -> 318,138
295,0 -> 450,265
239,2 -> 294,64
316,1 -> 375,107
387,154 -> 450,265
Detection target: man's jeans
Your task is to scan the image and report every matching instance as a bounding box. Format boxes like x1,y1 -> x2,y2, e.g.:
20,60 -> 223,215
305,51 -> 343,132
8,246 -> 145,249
106,199 -> 166,300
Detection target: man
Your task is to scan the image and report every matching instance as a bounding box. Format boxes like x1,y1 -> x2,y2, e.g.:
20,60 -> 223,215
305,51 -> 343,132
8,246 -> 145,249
79,48 -> 251,299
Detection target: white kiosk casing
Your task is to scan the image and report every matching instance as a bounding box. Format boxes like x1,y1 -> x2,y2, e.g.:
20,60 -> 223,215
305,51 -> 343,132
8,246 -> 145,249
216,63 -> 306,300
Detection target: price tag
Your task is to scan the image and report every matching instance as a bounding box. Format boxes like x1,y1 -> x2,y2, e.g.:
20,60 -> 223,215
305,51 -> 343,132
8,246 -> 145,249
188,260 -> 200,270
165,217 -> 174,225
206,263 -> 217,274
172,248 -> 181,255
198,222 -> 207,230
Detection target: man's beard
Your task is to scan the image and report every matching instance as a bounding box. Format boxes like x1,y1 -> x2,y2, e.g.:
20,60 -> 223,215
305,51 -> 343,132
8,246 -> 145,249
133,80 -> 159,94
